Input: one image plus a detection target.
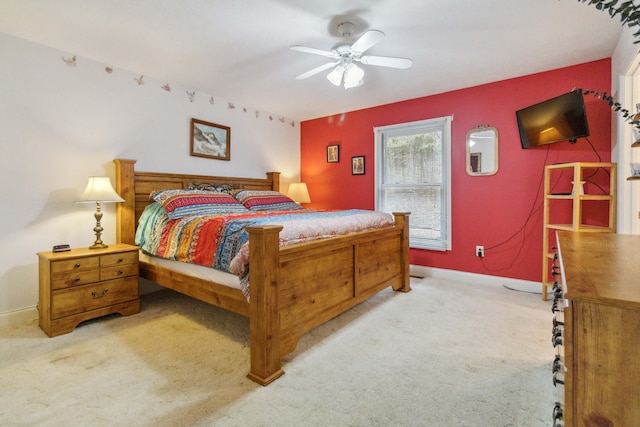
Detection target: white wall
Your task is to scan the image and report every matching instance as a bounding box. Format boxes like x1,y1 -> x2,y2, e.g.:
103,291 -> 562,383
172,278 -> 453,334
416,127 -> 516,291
0,33 -> 300,324
611,24 -> 640,235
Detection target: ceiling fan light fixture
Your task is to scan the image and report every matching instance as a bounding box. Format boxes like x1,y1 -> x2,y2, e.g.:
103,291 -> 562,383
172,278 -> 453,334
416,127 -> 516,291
292,22 -> 412,88
343,63 -> 364,89
327,65 -> 345,86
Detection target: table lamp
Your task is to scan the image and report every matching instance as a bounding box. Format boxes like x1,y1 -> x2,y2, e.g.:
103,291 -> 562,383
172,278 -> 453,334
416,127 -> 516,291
287,182 -> 311,204
77,176 -> 124,249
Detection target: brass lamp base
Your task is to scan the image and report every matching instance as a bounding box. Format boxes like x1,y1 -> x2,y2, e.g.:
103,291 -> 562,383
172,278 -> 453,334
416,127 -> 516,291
89,202 -> 108,250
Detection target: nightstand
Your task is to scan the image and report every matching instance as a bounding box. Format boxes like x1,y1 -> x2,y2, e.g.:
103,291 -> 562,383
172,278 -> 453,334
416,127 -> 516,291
37,243 -> 140,337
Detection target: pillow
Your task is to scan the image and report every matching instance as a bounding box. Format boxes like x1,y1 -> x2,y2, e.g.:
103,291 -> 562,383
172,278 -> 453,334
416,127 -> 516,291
232,189 -> 303,211
188,182 -> 234,194
151,189 -> 248,219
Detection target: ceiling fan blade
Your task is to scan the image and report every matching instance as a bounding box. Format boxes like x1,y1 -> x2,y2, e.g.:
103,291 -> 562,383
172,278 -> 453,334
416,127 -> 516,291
295,62 -> 339,80
359,55 -> 413,69
290,45 -> 335,57
350,29 -> 385,53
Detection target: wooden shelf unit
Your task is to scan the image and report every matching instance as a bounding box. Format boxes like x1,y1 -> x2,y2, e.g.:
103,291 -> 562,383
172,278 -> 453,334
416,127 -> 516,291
541,162 -> 616,300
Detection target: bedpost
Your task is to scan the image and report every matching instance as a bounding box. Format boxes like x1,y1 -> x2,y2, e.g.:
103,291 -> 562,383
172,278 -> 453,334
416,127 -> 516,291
113,159 -> 137,245
266,172 -> 280,191
246,224 -> 285,386
393,212 -> 412,293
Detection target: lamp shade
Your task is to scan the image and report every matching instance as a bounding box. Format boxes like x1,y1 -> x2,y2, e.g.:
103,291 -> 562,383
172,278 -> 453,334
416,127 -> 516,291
78,177 -> 124,203
287,182 -> 311,204
343,63 -> 364,89
327,65 -> 345,87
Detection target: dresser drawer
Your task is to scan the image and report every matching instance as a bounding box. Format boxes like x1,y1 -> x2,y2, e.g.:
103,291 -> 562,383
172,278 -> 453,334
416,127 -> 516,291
51,257 -> 100,274
101,263 -> 139,281
51,270 -> 101,290
101,251 -> 137,268
50,277 -> 139,319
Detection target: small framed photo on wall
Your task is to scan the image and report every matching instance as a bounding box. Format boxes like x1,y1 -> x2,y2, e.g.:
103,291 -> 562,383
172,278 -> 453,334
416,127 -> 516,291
190,118 -> 231,161
327,144 -> 340,163
352,156 -> 365,175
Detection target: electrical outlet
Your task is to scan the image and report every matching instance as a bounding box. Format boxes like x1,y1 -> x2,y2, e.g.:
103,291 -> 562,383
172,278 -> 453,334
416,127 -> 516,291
476,245 -> 484,257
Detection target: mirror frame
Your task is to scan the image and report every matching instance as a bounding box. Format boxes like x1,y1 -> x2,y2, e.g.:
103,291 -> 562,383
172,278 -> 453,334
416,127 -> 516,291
466,125 -> 498,176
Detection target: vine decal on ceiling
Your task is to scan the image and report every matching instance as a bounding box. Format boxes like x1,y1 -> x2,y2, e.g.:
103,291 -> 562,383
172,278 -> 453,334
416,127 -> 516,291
574,0 -> 640,43
62,55 -> 296,127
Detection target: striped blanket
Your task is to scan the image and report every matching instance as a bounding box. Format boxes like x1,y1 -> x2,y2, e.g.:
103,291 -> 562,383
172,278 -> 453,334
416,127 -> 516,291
135,202 -> 394,299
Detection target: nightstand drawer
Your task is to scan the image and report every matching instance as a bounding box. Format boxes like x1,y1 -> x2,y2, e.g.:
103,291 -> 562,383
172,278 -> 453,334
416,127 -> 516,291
101,251 -> 137,268
51,257 -> 100,274
51,277 -> 139,319
51,270 -> 101,290
101,263 -> 139,281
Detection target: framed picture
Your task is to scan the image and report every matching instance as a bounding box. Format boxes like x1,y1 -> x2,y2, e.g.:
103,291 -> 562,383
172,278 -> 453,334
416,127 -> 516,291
352,156 -> 365,175
190,118 -> 231,161
327,144 -> 340,163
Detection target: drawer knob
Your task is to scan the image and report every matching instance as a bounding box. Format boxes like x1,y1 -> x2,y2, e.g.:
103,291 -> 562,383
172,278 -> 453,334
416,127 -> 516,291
552,355 -> 562,374
553,402 -> 563,424
74,277 -> 81,282
553,372 -> 565,387
91,288 -> 109,299
117,269 -> 124,275
74,263 -> 81,268
552,334 -> 563,348
117,258 -> 124,263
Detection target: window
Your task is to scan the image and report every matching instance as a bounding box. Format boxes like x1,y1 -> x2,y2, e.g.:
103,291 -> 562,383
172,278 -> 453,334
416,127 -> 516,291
374,116 -> 452,250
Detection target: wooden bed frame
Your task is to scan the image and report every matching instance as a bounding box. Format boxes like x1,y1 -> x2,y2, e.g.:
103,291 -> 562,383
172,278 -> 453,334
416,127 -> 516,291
113,158 -> 411,385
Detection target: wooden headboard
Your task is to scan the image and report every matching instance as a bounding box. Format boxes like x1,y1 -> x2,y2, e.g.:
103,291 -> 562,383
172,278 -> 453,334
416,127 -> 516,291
113,159 -> 280,245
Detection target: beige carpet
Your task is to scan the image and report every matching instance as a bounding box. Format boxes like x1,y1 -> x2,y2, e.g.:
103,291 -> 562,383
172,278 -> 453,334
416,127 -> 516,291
0,277 -> 554,427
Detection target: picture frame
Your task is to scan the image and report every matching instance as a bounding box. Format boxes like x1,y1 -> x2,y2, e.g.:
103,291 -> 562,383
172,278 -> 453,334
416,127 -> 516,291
327,144 -> 340,163
190,118 -> 231,161
352,156 -> 365,175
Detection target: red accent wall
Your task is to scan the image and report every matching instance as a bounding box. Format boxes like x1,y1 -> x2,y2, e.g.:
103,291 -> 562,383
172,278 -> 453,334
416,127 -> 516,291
300,59 -> 612,282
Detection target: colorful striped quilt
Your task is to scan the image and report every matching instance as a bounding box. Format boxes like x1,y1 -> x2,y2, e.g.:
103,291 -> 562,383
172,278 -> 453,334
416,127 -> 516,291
135,202 -> 394,299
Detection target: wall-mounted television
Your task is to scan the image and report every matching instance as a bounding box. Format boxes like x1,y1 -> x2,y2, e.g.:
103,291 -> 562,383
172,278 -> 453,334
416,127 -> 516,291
516,90 -> 590,149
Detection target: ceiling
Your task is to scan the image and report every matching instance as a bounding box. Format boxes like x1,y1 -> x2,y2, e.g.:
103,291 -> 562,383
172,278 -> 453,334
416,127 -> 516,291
0,0 -> 624,122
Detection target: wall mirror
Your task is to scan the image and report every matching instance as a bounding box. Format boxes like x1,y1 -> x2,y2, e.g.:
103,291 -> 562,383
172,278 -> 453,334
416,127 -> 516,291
466,125 -> 498,176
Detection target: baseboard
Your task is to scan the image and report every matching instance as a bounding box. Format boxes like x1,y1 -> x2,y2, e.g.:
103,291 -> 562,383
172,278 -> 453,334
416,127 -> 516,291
0,306 -> 38,328
410,265 -> 542,294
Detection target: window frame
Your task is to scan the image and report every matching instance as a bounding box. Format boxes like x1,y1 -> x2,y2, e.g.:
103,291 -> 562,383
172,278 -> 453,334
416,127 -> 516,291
374,116 -> 452,251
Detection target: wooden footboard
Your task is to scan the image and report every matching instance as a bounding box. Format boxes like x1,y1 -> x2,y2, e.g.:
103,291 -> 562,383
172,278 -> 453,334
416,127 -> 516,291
246,213 -> 410,385
113,158 -> 410,385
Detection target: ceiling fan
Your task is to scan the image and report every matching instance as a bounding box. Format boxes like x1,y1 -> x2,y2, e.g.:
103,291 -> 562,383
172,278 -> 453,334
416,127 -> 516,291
291,22 -> 413,89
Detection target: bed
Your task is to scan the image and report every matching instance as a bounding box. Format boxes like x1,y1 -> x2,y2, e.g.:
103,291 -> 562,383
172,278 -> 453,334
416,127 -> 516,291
113,158 -> 411,385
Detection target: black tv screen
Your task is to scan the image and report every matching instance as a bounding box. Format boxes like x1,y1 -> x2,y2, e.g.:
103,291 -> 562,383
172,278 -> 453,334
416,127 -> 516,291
516,91 -> 590,149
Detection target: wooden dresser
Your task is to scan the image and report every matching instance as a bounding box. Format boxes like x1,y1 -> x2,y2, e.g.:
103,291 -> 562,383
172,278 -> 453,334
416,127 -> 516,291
554,231 -> 640,426
38,243 -> 140,336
